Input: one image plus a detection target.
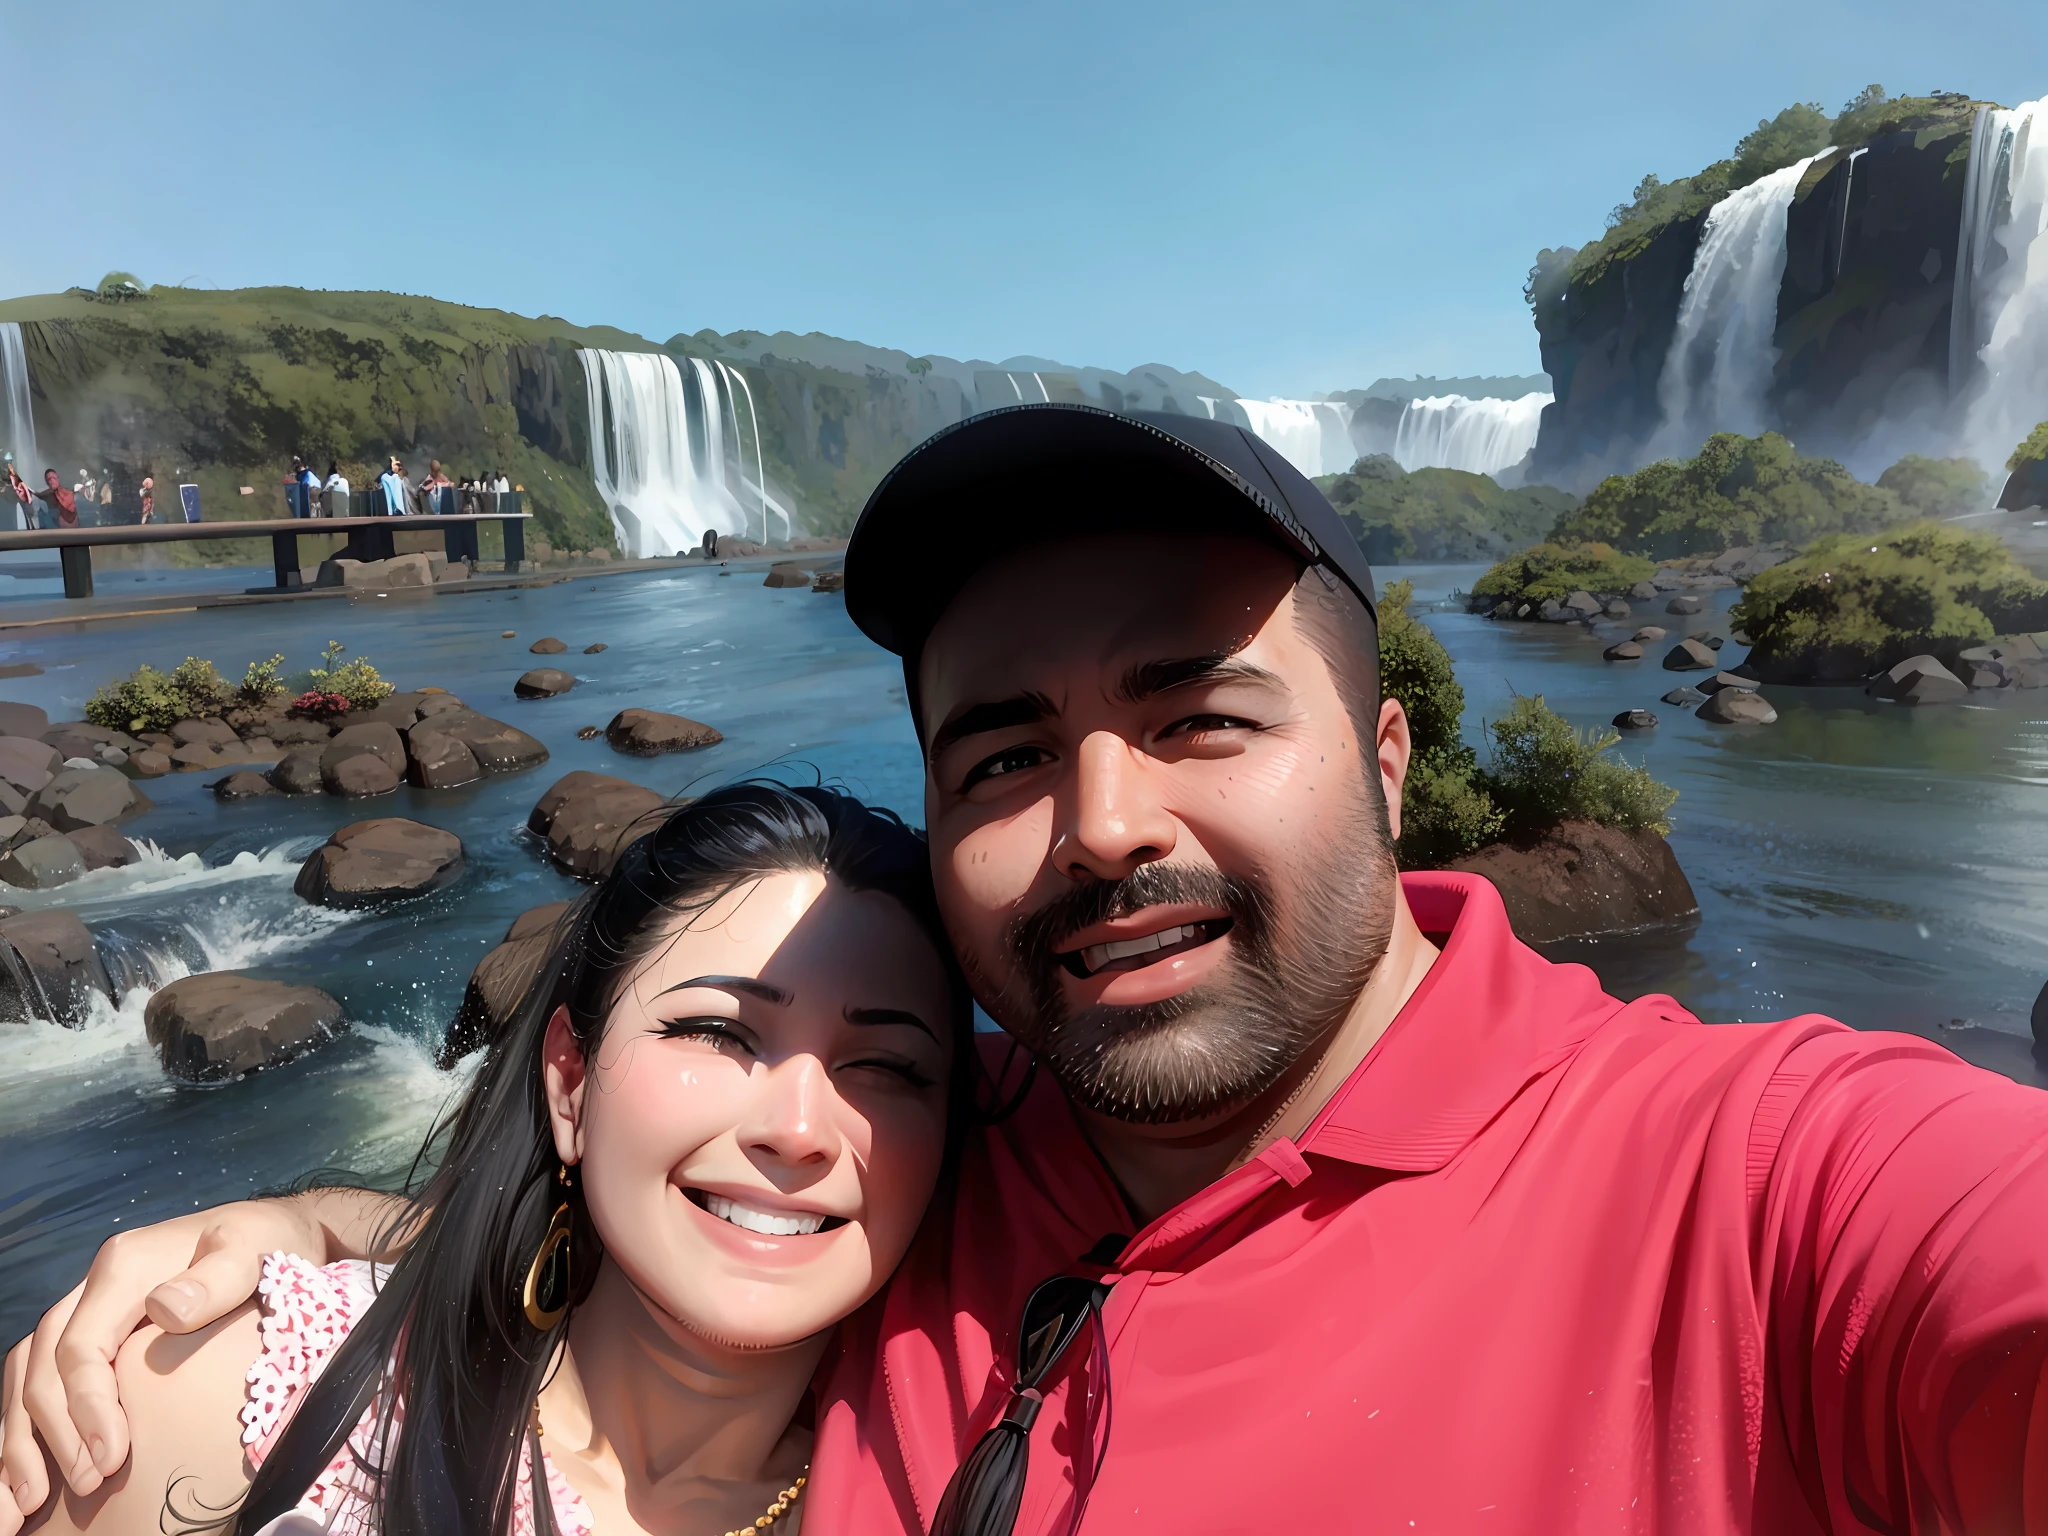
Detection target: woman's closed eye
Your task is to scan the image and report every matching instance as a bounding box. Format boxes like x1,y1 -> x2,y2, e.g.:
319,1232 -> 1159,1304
655,1017 -> 755,1055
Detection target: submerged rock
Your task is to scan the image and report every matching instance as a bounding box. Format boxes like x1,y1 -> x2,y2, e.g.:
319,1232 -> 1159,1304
1696,690 -> 1778,725
1697,671 -> 1759,696
527,771 -> 669,879
295,818 -> 465,907
515,668 -> 575,698
144,973 -> 346,1081
0,909 -> 97,1024
1613,709 -> 1658,731
1446,822 -> 1698,944
583,642 -> 609,654
604,709 -> 723,756
530,637 -> 567,654
213,771 -> 277,801
1663,639 -> 1717,671
1665,596 -> 1706,616
764,563 -> 811,589
1661,686 -> 1707,706
442,900 -> 572,1066
811,570 -> 845,593
1602,641 -> 1643,662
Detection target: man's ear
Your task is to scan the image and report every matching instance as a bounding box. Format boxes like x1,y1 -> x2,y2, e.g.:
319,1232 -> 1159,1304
1375,695 -> 1413,846
541,1006 -> 587,1168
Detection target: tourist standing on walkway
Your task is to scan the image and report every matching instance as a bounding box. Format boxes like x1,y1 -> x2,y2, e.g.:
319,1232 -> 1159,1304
137,475 -> 155,524
35,470 -> 77,529
378,456 -> 410,517
321,461 -> 349,518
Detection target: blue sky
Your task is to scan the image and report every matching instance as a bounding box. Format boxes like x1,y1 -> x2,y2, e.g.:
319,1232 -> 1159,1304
6,0 -> 2044,397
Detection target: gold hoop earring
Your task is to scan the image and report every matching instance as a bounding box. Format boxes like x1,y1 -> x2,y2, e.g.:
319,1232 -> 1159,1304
522,1165 -> 574,1330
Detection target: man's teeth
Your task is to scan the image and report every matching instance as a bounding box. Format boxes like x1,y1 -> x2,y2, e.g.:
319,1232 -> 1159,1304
702,1194 -> 826,1237
1081,923 -> 1204,974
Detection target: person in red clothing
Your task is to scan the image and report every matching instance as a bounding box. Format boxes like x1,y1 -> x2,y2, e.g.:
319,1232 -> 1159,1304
33,469 -> 77,529
6,406 -> 2048,1535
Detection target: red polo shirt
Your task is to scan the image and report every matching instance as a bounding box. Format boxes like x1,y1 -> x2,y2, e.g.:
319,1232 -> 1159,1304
809,872 -> 2048,1534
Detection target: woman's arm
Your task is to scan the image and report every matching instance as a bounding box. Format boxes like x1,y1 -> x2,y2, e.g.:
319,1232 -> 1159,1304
1,1189 -> 406,1513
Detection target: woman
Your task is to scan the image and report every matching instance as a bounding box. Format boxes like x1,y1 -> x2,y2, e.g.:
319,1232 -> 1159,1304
22,783 -> 969,1536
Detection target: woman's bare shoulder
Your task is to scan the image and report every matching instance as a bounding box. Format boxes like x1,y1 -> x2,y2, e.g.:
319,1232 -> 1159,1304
26,1302 -> 260,1535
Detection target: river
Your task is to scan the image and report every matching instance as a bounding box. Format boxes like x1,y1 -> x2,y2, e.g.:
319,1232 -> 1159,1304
1,560 -> 2043,1342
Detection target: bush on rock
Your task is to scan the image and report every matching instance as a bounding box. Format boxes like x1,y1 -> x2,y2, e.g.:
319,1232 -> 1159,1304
1472,542 -> 1655,610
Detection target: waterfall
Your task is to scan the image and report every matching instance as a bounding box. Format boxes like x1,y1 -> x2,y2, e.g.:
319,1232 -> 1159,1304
0,323 -> 37,531
580,348 -> 751,557
1392,392 -> 1552,477
1952,98 -> 2048,471
1653,155 -> 1820,455
1233,398 -> 1360,478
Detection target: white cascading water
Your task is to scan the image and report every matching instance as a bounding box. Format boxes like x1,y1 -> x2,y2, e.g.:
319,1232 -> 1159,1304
1,322 -> 38,531
581,349 -> 768,556
1392,392 -> 1552,477
1231,398 -> 1360,477
1653,155 -> 1821,455
1952,98 -> 2048,472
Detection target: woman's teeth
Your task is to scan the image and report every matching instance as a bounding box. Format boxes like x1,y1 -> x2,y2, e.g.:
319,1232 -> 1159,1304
1080,923 -> 1207,975
702,1194 -> 826,1237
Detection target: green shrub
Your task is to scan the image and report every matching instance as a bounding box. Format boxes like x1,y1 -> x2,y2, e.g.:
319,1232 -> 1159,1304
85,655 -> 230,733
1730,522 -> 2048,680
1476,696 -> 1678,837
1877,455 -> 1990,518
1553,433 -> 1907,558
238,653 -> 288,706
2008,421 -> 2048,476
1316,457 -> 1577,563
1471,541 -> 1655,606
296,640 -> 396,710
1378,579 -> 1504,867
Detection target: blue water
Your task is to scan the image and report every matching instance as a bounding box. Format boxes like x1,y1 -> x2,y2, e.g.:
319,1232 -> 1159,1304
0,562 -> 2042,1344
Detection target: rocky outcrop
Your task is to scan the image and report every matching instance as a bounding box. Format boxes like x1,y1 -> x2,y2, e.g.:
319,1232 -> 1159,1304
419,708 -> 549,773
294,818 -> 465,907
1663,639 -> 1717,671
604,709 -> 723,756
1446,821 -> 1698,943
764,563 -> 812,588
143,973 -> 346,1081
527,771 -> 668,879
442,900 -> 571,1066
0,909 -> 97,1025
0,703 -> 50,738
0,833 -> 86,889
1697,689 -> 1778,724
66,825 -> 139,870
1867,653 -> 1969,704
515,668 -> 575,698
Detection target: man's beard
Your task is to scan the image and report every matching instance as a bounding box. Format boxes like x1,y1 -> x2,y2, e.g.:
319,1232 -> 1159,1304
985,786 -> 1399,1126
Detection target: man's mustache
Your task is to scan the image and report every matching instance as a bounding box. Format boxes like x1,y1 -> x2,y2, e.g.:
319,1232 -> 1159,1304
1007,862 -> 1265,983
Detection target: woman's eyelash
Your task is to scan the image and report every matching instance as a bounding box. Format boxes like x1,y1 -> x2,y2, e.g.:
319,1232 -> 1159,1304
655,1018 -> 747,1046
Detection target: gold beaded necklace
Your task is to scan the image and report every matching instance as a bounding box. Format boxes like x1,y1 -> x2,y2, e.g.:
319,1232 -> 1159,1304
531,1403 -> 809,1534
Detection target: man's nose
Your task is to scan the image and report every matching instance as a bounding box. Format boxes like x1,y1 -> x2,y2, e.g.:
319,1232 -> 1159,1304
739,1055 -> 842,1171
1054,730 -> 1177,882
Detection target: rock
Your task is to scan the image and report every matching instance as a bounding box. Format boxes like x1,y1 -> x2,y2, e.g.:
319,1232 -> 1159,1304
604,709 -> 724,756
43,723 -> 141,760
0,702 -> 50,738
332,553 -> 434,590
406,730 -> 482,789
515,668 -> 575,698
1965,664 -> 2006,690
213,771 -> 277,801
764,563 -> 811,588
1867,654 -> 1968,706
1562,590 -> 1602,617
0,909 -> 98,1024
1631,626 -> 1667,643
269,717 -> 335,746
170,717 -> 239,749
1697,671 -> 1759,695
1602,600 -> 1631,619
1629,581 -> 1658,601
325,753 -> 401,798
1662,639 -> 1717,671
1696,690 -> 1778,725
169,744 -> 222,771
1613,709 -> 1658,731
350,695 -> 424,730
321,722 -> 408,778
269,747 -> 326,795
1538,598 -> 1570,622
143,973 -> 346,1082
420,709 -> 549,775
442,900 -> 572,1065
26,768 -> 152,831
1602,641 -> 1643,662
294,818 -> 465,907
583,643 -> 608,654
530,637 -> 568,654
811,570 -> 845,593
576,725 -> 601,740
0,783 -> 22,818
1703,635 -> 1725,651
1445,822 -> 1698,944
502,630 -> 517,638
414,693 -> 468,721
0,737 -> 59,794
65,825 -> 139,870
0,833 -> 87,889
1665,596 -> 1706,616
527,771 -> 668,879
0,814 -> 23,846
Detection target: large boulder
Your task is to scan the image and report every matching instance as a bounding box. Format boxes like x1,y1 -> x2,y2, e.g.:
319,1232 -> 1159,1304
269,747 -> 326,795
415,692 -> 469,721
1665,595 -> 1706,616
515,668 -> 575,699
0,736 -> 60,795
1445,822 -> 1699,944
214,771 -> 278,801
1867,654 -> 1968,706
143,973 -> 346,1082
419,709 -> 549,774
294,818 -> 465,908
1562,590 -> 1603,617
25,767 -> 152,832
0,909 -> 98,1024
1696,690 -> 1779,724
1601,641 -> 1643,662
0,702 -> 50,738
442,900 -> 572,1066
65,825 -> 140,871
269,717 -> 335,747
321,722 -> 407,774
763,563 -> 811,588
406,730 -> 482,788
1662,639 -> 1717,671
349,694 -> 425,730
324,753 -> 401,798
527,771 -> 668,879
604,709 -> 723,756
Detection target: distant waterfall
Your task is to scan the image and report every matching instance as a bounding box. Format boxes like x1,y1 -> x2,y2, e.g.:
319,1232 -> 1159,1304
580,349 -> 790,556
1229,398 -> 1360,478
1653,155 -> 1820,455
0,323 -> 37,531
1392,393 -> 1551,478
1952,98 -> 2048,470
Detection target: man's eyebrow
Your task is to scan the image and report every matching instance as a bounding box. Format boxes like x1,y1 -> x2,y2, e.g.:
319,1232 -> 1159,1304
844,1005 -> 937,1039
927,691 -> 1057,760
1115,655 -> 1286,704
653,975 -> 790,1004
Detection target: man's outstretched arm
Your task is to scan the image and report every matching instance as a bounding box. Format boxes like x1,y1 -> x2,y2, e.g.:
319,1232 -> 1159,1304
0,1187 -> 405,1519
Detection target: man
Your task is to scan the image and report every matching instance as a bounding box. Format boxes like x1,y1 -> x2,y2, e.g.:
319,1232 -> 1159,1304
378,455 -> 411,518
5,406 -> 2047,1535
321,459 -> 350,518
34,469 -> 77,529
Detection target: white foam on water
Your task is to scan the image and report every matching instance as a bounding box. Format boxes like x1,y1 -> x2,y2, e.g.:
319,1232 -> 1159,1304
329,1022 -> 483,1181
0,983 -> 167,1125
0,840 -> 318,915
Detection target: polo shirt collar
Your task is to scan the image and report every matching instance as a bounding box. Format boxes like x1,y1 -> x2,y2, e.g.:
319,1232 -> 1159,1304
1298,872 -> 1627,1173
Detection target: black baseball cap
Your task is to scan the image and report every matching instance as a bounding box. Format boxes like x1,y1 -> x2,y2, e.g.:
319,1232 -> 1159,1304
843,403 -> 1376,661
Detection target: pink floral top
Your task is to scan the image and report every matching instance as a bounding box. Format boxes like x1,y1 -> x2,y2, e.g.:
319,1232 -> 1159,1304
242,1252 -> 593,1536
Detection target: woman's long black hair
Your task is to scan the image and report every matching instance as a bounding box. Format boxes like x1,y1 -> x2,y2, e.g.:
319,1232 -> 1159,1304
232,782 -> 972,1536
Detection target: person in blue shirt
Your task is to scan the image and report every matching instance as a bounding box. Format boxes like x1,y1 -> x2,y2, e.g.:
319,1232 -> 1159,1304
379,456 -> 412,517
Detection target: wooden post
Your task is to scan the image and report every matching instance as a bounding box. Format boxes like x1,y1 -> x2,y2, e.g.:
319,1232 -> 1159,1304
271,530 -> 302,590
59,544 -> 93,599
501,513 -> 526,569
